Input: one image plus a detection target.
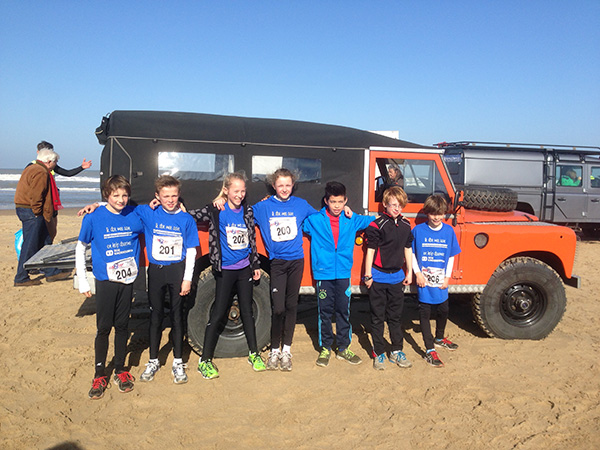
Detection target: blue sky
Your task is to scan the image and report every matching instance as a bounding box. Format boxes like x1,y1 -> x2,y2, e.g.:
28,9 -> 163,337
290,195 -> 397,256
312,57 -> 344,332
1,1 -> 598,169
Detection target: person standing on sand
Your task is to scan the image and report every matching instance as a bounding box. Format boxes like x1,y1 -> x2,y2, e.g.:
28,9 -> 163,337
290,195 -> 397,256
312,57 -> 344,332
14,148 -> 68,286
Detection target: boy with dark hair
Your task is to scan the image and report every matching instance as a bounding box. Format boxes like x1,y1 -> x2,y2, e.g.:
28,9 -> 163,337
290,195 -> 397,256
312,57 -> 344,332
303,181 -> 374,367
76,175 -> 143,399
412,194 -> 461,367
364,186 -> 413,370
137,175 -> 199,384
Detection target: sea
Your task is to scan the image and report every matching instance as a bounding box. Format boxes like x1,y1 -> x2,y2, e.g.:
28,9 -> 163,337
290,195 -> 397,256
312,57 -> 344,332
0,168 -> 101,210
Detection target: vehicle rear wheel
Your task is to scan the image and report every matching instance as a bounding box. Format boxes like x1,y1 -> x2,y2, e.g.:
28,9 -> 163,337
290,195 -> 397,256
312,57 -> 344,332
472,257 -> 566,339
460,187 -> 518,212
187,267 -> 272,358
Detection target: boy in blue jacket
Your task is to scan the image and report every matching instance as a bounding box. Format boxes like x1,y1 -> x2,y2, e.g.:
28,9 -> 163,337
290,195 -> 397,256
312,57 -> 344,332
303,181 -> 375,367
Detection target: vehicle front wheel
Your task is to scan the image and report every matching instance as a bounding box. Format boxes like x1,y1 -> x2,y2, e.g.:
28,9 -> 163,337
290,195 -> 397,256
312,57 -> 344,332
472,257 -> 566,339
187,267 -> 272,358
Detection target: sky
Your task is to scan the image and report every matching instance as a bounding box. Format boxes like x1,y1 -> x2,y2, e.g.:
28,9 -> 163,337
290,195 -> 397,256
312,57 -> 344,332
1,1 -> 599,169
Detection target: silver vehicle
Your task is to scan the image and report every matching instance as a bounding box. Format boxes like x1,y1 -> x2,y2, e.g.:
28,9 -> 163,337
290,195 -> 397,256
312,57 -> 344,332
441,141 -> 600,234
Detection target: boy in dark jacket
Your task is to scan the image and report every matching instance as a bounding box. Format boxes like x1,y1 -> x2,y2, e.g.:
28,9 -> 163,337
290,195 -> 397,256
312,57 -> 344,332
303,182 -> 374,367
364,186 -> 413,370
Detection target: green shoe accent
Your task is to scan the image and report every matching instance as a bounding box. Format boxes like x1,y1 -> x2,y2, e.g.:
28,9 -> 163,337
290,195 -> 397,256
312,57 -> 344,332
248,352 -> 266,372
316,347 -> 331,367
198,360 -> 219,379
336,348 -> 362,365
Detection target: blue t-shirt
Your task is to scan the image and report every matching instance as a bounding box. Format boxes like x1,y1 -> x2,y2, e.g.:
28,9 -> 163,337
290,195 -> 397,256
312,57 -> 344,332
219,203 -> 251,267
252,195 -> 317,260
134,204 -> 199,266
78,205 -> 144,283
412,222 -> 461,304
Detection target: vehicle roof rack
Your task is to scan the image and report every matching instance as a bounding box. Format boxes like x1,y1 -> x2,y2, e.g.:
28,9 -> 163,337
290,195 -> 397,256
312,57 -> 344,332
435,141 -> 600,154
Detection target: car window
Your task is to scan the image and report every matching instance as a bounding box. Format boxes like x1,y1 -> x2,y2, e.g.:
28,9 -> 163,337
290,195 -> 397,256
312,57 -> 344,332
556,165 -> 583,187
251,155 -> 321,183
591,167 -> 600,188
158,152 -> 234,181
375,157 -> 447,203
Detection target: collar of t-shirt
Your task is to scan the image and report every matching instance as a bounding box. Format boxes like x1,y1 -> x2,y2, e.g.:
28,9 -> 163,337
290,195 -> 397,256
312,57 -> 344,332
428,222 -> 443,231
326,208 -> 340,248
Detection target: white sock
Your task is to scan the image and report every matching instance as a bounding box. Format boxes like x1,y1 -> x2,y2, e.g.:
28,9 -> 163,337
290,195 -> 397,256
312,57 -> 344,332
271,348 -> 281,355
173,358 -> 183,366
149,358 -> 159,365
282,345 -> 291,354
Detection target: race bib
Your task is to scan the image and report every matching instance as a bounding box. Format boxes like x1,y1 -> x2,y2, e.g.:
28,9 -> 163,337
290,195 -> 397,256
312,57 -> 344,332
269,216 -> 298,242
422,266 -> 445,288
226,226 -> 249,250
106,257 -> 138,284
152,235 -> 183,261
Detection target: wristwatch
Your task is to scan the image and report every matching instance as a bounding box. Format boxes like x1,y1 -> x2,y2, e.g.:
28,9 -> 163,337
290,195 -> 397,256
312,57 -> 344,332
362,275 -> 372,282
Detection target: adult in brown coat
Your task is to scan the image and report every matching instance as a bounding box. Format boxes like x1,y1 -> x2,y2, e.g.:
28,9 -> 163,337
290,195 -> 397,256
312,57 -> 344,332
14,148 -> 64,286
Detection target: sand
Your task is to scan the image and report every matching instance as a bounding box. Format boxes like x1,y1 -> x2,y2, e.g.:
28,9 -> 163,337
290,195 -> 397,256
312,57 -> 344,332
0,209 -> 599,449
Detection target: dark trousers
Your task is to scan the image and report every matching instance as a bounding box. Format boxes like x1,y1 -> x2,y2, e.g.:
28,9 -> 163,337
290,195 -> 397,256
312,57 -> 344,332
369,281 -> 405,356
94,280 -> 133,377
316,279 -> 352,351
419,300 -> 449,350
15,208 -> 60,283
270,258 -> 304,349
202,266 -> 257,360
147,261 -> 185,360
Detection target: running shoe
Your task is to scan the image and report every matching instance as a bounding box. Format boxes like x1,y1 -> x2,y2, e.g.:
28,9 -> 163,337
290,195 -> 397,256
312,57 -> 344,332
88,376 -> 109,399
373,353 -> 386,370
113,371 -> 135,393
435,337 -> 459,351
266,350 -> 280,370
140,360 -> 160,382
389,350 -> 412,368
316,347 -> 331,367
336,348 -> 362,365
280,351 -> 292,371
248,352 -> 267,372
198,360 -> 219,379
425,350 -> 444,368
172,362 -> 188,384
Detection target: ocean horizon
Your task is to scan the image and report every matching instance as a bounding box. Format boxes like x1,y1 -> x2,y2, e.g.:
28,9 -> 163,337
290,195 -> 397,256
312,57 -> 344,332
0,168 -> 101,210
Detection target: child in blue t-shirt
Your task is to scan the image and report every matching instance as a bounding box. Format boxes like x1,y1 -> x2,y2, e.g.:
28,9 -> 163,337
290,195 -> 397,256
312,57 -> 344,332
303,181 -> 374,367
76,175 -> 143,399
137,175 -> 199,385
412,194 -> 461,368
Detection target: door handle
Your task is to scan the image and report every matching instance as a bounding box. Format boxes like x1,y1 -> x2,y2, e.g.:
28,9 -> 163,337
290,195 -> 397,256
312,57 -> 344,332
556,197 -> 566,201
591,198 -> 600,203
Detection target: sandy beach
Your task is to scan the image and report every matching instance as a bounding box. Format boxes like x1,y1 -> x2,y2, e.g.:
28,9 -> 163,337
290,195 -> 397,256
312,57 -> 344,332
1,209 -> 599,449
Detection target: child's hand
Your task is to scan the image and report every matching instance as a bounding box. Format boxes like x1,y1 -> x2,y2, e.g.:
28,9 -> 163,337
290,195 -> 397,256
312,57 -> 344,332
403,272 -> 413,286
344,206 -> 353,218
253,269 -> 261,281
82,291 -> 92,298
415,272 -> 426,287
149,198 -> 160,209
441,277 -> 450,290
77,203 -> 99,216
180,280 -> 191,296
213,196 -> 226,211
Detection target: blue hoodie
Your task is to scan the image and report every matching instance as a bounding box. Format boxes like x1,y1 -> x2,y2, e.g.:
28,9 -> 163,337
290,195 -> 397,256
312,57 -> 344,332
303,207 -> 375,280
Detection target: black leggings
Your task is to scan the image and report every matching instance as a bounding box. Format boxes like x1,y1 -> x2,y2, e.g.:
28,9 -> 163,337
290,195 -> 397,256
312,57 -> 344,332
270,258 -> 304,349
94,280 -> 133,377
419,300 -> 449,351
147,261 -> 185,360
202,266 -> 257,360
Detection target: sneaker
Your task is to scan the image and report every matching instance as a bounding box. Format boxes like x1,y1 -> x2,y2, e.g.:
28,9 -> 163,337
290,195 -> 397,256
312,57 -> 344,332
140,360 -> 160,382
435,337 -> 458,351
389,350 -> 412,368
425,350 -> 444,368
316,348 -> 331,367
336,348 -> 362,365
280,351 -> 292,371
198,360 -> 219,379
373,353 -> 386,370
266,351 -> 280,370
172,362 -> 188,384
248,352 -> 267,372
88,376 -> 109,399
113,371 -> 135,393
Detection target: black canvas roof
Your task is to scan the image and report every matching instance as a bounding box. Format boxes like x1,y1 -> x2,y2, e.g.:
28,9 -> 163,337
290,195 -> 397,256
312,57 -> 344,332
98,110 -> 426,150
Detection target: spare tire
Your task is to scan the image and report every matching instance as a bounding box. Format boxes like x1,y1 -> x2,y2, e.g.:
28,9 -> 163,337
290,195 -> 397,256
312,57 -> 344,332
460,187 -> 518,212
